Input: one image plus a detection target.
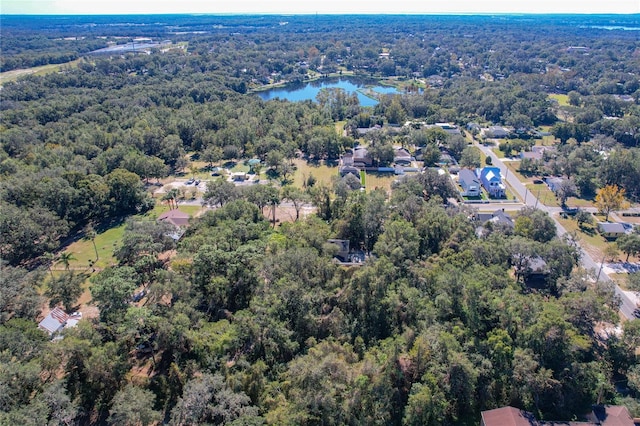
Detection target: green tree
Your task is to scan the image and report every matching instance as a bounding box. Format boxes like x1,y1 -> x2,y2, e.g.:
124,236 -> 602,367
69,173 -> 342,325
282,185 -> 310,221
514,207 -> 557,243
84,224 -> 99,261
108,384 -> 161,426
617,233 -> 640,262
459,146 -> 481,168
57,252 -> 76,270
170,373 -> 259,426
373,218 -> 420,267
45,271 -> 85,312
203,178 -> 238,208
90,266 -> 137,323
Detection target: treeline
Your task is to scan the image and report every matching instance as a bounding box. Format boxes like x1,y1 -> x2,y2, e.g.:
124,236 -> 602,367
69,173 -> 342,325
3,173 -> 638,424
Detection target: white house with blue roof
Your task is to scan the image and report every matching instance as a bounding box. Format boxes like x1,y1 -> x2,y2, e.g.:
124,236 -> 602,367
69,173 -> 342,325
477,167 -> 506,198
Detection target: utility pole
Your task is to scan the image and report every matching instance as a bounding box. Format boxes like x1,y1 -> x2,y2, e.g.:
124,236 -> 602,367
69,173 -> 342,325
595,254 -> 606,285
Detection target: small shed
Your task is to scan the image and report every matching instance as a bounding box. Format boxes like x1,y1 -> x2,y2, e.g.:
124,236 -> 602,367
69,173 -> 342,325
38,307 -> 70,336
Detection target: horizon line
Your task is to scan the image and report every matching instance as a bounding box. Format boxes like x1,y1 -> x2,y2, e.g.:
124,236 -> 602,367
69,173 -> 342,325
2,12 -> 639,16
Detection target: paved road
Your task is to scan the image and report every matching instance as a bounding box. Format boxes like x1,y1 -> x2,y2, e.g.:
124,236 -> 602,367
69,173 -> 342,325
477,142 -> 636,320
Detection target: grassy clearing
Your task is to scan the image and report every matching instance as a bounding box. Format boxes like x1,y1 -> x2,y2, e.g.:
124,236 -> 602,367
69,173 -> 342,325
365,171 -> 396,193
0,59 -> 80,85
549,93 -> 570,107
65,221 -> 127,270
292,159 -> 338,188
64,203 -> 203,271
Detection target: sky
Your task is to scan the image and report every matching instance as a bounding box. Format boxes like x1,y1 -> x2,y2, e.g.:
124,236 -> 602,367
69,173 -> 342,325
2,0 -> 639,14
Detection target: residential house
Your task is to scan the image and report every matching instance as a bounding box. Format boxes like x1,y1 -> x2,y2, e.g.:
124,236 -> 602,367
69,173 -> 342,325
480,406 -> 536,426
393,147 -> 414,165
38,307 -> 70,336
483,126 -> 510,139
475,209 -> 514,229
478,167 -> 506,198
481,405 -> 634,426
459,168 -> 482,197
521,145 -> 556,161
159,209 -> 191,241
544,176 -> 565,193
339,165 -> 361,178
598,222 -> 626,239
341,151 -> 354,166
474,208 -> 514,237
467,122 -> 481,133
434,122 -> 462,136
158,209 -> 191,228
353,147 -> 373,167
328,239 -> 350,262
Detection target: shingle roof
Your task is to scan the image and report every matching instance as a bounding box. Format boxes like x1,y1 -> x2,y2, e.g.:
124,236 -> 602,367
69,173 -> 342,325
159,209 -> 191,227
598,222 -> 626,233
481,407 -> 537,426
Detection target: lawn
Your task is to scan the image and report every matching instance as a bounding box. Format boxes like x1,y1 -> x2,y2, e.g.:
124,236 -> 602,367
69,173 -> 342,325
365,171 -> 397,193
556,215 -> 610,260
549,93 -> 570,107
63,203 -> 204,271
292,158 -> 339,188
527,183 -> 560,208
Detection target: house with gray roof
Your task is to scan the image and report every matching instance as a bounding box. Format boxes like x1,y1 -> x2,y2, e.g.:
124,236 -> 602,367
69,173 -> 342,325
459,168 -> 481,197
598,222 -> 626,239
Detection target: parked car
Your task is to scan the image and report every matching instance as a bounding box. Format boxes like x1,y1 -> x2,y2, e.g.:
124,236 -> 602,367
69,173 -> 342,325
132,289 -> 147,303
194,179 -> 201,186
186,178 -> 195,185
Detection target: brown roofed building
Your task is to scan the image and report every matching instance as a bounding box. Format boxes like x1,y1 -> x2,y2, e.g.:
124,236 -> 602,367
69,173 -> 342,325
481,407 -> 537,426
158,209 -> 191,227
481,406 -> 636,426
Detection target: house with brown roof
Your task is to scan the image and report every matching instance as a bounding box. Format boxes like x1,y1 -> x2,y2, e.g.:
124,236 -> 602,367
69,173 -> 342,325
481,405 -> 635,426
158,209 -> 191,228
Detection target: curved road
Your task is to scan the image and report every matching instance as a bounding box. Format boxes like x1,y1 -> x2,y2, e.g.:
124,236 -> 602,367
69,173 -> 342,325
477,142 -> 636,320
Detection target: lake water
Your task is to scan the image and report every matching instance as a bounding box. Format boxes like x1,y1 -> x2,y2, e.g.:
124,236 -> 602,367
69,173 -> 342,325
256,77 -> 399,106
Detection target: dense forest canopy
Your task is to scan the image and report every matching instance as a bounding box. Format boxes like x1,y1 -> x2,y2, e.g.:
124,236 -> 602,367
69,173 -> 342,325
1,13 -> 640,425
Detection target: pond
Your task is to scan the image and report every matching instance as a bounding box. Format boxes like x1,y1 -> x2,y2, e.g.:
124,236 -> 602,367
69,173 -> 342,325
255,77 -> 399,106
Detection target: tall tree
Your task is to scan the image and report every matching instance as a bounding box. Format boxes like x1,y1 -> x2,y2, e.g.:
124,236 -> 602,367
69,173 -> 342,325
45,271 -> 85,312
595,184 -> 628,221
108,384 -> 161,426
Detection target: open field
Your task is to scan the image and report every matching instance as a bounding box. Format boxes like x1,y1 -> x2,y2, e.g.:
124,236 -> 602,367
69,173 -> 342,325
364,171 -> 397,193
292,158 -> 338,188
0,59 -> 80,85
63,203 -> 204,271
549,93 -> 570,106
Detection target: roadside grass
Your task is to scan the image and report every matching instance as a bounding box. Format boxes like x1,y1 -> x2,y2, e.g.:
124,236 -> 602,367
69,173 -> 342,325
556,215 -> 610,260
493,147 -> 508,159
549,93 -> 570,106
527,183 -> 560,208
